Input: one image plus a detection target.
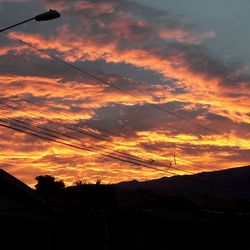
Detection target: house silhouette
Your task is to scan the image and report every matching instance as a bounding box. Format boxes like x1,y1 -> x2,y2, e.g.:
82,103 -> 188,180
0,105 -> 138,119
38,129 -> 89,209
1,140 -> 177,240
0,169 -> 45,209
0,169 -> 53,250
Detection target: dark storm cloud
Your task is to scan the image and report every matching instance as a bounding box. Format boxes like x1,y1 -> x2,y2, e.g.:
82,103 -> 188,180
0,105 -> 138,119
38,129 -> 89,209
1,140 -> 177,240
43,0 -> 198,46
41,0 -> 250,99
89,101 -> 250,139
89,102 -> 210,137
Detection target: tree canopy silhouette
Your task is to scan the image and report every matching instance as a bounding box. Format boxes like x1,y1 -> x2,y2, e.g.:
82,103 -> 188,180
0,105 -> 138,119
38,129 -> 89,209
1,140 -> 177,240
35,175 -> 65,193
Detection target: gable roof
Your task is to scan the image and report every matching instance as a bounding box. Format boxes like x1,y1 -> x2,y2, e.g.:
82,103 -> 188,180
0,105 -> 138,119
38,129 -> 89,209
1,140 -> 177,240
0,169 -> 46,208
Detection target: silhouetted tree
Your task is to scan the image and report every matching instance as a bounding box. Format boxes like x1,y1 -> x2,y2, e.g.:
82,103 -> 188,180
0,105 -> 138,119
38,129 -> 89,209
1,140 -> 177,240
74,180 -> 88,186
96,179 -> 102,185
35,175 -> 65,193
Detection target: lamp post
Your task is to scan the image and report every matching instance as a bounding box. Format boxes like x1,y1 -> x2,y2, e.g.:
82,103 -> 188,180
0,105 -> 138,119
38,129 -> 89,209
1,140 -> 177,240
0,9 -> 61,32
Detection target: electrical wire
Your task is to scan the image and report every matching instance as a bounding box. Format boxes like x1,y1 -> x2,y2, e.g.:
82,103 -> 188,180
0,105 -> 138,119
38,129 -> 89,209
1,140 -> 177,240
0,99 -> 173,169
1,118 -> 250,194
1,31 -> 250,189
2,31 -> 224,136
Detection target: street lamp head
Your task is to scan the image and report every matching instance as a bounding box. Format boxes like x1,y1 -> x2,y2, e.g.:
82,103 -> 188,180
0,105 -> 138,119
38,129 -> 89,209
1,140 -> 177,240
0,9 -> 61,32
35,9 -> 61,22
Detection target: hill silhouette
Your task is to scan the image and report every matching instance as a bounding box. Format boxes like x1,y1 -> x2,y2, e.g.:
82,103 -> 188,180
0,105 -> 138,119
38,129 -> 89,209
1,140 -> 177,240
116,165 -> 250,207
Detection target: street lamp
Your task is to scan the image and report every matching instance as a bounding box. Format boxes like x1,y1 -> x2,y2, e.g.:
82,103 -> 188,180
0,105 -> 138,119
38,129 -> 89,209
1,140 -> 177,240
0,9 -> 61,32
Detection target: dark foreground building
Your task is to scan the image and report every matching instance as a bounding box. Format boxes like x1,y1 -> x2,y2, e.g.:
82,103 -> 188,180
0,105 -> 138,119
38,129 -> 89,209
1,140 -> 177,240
0,169 -> 53,250
0,169 -> 250,250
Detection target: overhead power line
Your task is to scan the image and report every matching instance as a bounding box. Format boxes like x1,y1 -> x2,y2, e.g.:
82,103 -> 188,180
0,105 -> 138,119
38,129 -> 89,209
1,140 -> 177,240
21,98 -> 115,139
0,103 -> 174,172
0,98 -> 248,192
3,31 -> 222,136
0,97 -> 218,172
4,31 -> 248,151
0,98 -> 249,193
0,117 -> 174,175
1,31 -> 249,190
1,118 -> 250,194
3,96 -> 248,192
0,98 -> 174,169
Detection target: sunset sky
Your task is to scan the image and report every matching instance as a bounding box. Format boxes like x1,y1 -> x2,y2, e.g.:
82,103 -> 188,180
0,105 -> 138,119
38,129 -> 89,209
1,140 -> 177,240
0,0 -> 250,187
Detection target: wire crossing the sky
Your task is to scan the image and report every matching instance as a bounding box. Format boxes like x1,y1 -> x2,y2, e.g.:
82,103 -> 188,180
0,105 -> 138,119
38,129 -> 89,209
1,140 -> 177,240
2,95 -> 248,192
1,31 -> 249,188
0,98 -> 174,169
1,117 -> 250,195
3,31 -> 249,151
5,31 -> 249,152
3,31 -> 223,136
0,117 -> 173,174
0,96 -> 249,194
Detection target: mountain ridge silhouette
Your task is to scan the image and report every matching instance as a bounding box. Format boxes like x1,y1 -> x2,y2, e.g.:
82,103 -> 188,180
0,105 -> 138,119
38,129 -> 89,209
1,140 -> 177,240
115,165 -> 250,202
